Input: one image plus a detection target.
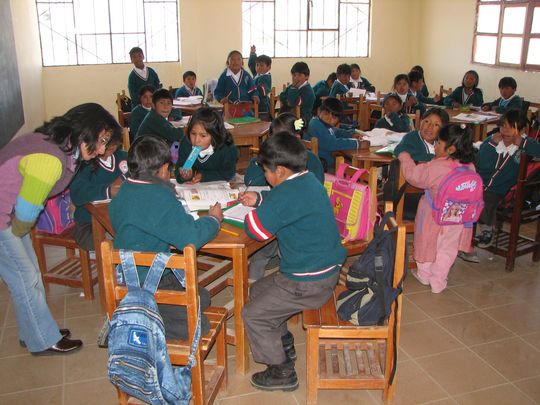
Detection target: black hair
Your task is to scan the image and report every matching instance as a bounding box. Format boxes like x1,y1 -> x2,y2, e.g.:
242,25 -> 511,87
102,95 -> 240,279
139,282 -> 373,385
257,131 -> 307,173
139,85 -> 156,100
411,65 -> 424,75
383,93 -> 403,107
319,97 -> 344,117
187,107 -> 233,149
35,103 -> 121,157
226,50 -> 243,64
438,124 -> 475,164
256,54 -> 272,67
462,70 -> 479,89
500,109 -> 528,131
499,76 -> 517,90
350,63 -> 360,71
408,70 -> 423,84
152,88 -> 173,104
128,135 -> 171,179
393,74 -> 410,87
183,71 -> 196,81
129,47 -> 143,57
422,107 -> 450,125
291,61 -> 310,76
326,72 -> 337,83
269,112 -> 301,137
336,64 -> 352,76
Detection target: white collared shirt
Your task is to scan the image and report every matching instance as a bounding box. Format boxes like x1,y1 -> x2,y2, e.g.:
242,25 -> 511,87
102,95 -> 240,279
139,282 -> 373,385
226,68 -> 242,83
133,66 -> 148,80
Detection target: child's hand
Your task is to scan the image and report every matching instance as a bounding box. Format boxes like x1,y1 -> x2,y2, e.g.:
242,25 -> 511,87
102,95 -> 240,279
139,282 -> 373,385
108,177 -> 124,198
406,96 -> 417,107
481,104 -> 490,111
178,168 -> 194,180
492,131 -> 503,143
238,191 -> 258,207
250,45 -> 256,54
452,102 -> 461,109
220,96 -> 229,104
188,172 -> 202,184
252,95 -> 260,104
209,202 -> 223,222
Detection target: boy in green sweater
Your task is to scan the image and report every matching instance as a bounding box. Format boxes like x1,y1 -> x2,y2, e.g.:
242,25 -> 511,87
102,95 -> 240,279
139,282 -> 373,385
136,89 -> 184,144
239,133 -> 346,392
248,45 -> 272,120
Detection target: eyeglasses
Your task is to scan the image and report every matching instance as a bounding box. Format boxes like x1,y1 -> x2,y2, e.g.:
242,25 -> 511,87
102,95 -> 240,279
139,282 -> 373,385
98,134 -> 111,147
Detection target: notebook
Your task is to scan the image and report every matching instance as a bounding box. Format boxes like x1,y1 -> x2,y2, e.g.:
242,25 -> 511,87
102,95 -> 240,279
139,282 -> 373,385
223,203 -> 255,228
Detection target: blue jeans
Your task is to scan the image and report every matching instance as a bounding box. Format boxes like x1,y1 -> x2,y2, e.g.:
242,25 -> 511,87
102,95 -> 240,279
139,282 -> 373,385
0,227 -> 61,352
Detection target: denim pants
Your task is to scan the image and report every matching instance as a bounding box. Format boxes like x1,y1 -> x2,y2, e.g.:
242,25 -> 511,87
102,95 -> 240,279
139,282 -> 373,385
0,227 -> 61,352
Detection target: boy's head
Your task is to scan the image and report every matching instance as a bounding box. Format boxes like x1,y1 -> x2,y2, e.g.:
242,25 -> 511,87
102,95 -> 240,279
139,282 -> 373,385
499,109 -> 528,145
128,135 -> 171,180
255,54 -> 272,75
183,71 -> 197,89
336,64 -> 352,84
393,74 -> 410,95
318,97 -> 343,127
462,70 -> 479,89
410,65 -> 424,75
129,47 -> 145,69
498,76 -> 517,99
152,89 -> 173,119
257,131 -> 307,187
408,70 -> 424,92
291,62 -> 310,86
383,93 -> 403,114
269,112 -> 301,137
226,50 -> 243,73
139,85 -> 156,109
326,72 -> 337,87
350,63 -> 361,80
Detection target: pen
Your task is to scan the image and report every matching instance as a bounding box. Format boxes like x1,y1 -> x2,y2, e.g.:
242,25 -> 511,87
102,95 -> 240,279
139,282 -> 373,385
243,179 -> 253,194
220,228 -> 239,237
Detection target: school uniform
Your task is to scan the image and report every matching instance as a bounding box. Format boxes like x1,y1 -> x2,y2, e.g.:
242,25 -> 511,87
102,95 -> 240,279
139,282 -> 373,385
328,79 -> 350,98
129,105 -> 150,139
248,53 -> 272,115
242,171 -> 345,365
279,81 -> 316,126
349,76 -> 375,92
393,130 -> 435,162
406,90 -> 427,116
69,150 -> 128,249
174,85 -> 203,98
214,68 -> 258,103
312,80 -> 331,113
420,83 -> 429,98
375,112 -> 411,133
128,66 -> 160,106
486,94 -> 523,114
443,86 -> 484,107
136,109 -> 184,143
305,117 -> 358,170
174,137 -> 239,183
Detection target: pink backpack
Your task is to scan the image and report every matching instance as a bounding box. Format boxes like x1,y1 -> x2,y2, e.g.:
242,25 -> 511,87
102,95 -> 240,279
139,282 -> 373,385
425,164 -> 484,227
36,190 -> 75,235
324,163 -> 375,241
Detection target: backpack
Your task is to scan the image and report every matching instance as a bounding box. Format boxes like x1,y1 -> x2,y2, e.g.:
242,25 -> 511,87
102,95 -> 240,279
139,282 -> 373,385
425,164 -> 484,227
35,190 -> 75,234
108,250 -> 201,405
336,212 -> 404,326
324,163 -> 375,241
382,159 -> 422,221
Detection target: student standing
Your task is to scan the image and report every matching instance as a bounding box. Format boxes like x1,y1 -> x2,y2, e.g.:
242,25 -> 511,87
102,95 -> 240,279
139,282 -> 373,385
248,45 -> 272,120
279,62 -> 315,125
128,47 -> 161,106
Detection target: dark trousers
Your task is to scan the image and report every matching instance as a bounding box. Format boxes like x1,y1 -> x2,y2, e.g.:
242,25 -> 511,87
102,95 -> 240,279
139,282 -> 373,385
73,222 -> 94,251
478,191 -> 504,227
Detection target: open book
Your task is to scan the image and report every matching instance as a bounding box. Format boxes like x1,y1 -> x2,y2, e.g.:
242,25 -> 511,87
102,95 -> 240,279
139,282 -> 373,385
223,204 -> 255,227
173,96 -> 203,106
173,181 -> 239,211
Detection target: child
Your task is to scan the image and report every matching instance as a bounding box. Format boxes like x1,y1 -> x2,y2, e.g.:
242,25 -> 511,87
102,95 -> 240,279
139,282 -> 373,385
392,74 -> 416,114
214,50 -> 260,111
174,71 -> 203,98
305,97 -> 359,171
312,72 -> 337,113
70,132 -> 128,250
136,89 -> 183,143
444,70 -> 484,108
474,110 -> 540,248
248,45 -> 272,120
349,63 -> 375,92
128,47 -> 161,106
175,107 -> 238,183
407,71 -> 439,116
239,133 -> 346,391
394,108 -> 450,162
410,65 -> 429,98
110,135 -> 223,340
398,124 -> 477,293
329,64 -> 352,98
375,94 -> 411,133
279,62 -> 315,125
482,77 -> 523,114
129,85 -> 155,140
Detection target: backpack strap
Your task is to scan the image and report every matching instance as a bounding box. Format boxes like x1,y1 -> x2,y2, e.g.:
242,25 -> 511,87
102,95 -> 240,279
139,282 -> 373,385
336,162 -> 368,183
373,252 -> 387,324
186,302 -> 202,369
119,250 -> 142,290
142,252 -> 174,293
376,211 -> 396,234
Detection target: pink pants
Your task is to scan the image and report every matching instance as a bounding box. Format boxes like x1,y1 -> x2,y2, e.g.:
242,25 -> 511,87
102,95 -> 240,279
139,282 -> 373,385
416,226 -> 461,293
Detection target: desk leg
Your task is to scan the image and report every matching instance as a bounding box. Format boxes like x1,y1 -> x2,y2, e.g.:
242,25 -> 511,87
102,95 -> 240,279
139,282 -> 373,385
232,248 -> 249,375
473,125 -> 481,142
91,216 -> 107,311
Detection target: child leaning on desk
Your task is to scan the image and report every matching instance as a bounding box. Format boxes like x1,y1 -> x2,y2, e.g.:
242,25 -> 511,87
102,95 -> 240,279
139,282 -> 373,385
238,132 -> 346,392
109,135 -> 223,340
482,77 -> 523,114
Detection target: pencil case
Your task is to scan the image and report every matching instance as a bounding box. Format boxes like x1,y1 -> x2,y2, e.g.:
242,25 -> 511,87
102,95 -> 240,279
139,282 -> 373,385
182,146 -> 202,170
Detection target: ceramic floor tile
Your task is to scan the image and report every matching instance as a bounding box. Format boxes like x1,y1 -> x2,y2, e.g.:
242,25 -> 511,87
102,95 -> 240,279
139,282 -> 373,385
64,343 -> 108,383
390,360 -> 448,405
219,390 -> 298,405
64,378 -> 118,405
64,293 -> 103,318
446,265 -> 487,287
483,301 -> 540,335
0,355 -> 63,394
453,383 -> 536,405
400,320 -> 464,359
401,296 -> 430,324
0,326 -> 33,358
405,290 -> 476,319
449,279 -> 517,309
0,386 -> 62,405
513,376 -> 540,403
520,332 -> 540,351
62,313 -> 106,344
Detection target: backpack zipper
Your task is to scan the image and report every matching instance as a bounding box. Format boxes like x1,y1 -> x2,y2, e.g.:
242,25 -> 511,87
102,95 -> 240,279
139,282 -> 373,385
110,375 -> 153,396
113,359 -> 152,378
114,306 -> 165,329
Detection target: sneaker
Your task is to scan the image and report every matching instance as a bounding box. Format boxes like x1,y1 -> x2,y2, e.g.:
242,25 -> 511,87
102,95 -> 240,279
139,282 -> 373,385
251,360 -> 299,392
457,250 -> 480,263
476,230 -> 493,249
281,331 -> 297,361
411,269 -> 429,286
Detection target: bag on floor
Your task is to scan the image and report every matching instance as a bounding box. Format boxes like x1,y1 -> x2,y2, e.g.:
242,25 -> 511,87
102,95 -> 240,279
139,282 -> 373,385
35,190 -> 75,234
107,250 -> 201,405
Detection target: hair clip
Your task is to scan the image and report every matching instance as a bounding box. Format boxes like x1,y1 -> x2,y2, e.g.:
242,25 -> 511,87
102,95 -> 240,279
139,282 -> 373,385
460,123 -> 466,129
294,118 -> 304,131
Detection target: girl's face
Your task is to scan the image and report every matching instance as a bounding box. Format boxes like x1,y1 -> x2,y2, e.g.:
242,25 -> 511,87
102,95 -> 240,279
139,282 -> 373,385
227,53 -> 243,73
319,110 -> 340,127
419,114 -> 443,143
351,67 -> 361,80
395,79 -> 409,95
434,138 -> 448,158
189,123 -> 213,149
410,78 -> 424,92
500,120 -> 518,145
154,98 -> 172,118
463,73 -> 477,89
101,142 -> 121,160
384,97 -> 401,114
80,129 -> 110,160
140,91 -> 153,109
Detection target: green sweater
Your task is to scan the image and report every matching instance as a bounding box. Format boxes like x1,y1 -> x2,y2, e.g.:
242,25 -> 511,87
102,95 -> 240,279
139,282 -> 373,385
375,112 -> 411,133
486,95 -> 523,114
244,171 -> 346,281
128,67 -> 160,106
279,82 -> 315,125
443,86 -> 484,107
174,137 -> 239,183
312,80 -> 330,113
136,109 -> 184,143
393,130 -> 434,162
248,53 -> 272,114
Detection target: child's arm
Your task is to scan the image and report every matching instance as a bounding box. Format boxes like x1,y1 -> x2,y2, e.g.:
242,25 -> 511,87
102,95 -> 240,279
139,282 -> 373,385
397,151 -> 430,188
248,46 -> 257,77
169,108 -> 182,121
523,137 -> 540,158
312,120 -> 358,152
245,73 -> 260,103
443,88 -> 459,107
198,146 -> 239,183
244,158 -> 268,186
334,126 -> 356,139
213,72 -> 228,103
362,77 -> 375,92
392,112 -> 411,133
70,165 -> 119,205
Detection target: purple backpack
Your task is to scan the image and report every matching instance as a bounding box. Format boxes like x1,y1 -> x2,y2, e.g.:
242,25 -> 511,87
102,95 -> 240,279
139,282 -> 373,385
36,190 -> 75,234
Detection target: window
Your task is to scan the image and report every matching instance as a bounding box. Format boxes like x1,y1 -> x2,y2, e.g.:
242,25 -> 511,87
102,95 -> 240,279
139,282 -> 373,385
473,0 -> 540,71
242,0 -> 370,58
35,0 -> 179,66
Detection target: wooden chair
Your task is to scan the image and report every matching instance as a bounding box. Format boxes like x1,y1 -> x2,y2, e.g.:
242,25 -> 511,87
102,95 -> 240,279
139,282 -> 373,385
116,90 -> 131,128
121,127 -> 130,151
100,241 -> 227,405
223,101 -> 259,120
407,110 -> 421,130
439,85 -> 453,99
339,95 -> 364,127
31,227 -> 98,300
269,87 -> 279,119
303,215 -> 406,404
368,104 -> 385,130
302,137 -> 318,156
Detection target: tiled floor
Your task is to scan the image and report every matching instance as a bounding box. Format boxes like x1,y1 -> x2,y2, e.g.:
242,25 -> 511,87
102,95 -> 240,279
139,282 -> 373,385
0,246 -> 539,404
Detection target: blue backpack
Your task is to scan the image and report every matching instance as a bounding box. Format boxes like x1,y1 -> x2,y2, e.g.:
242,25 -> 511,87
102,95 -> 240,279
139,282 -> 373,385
107,250 -> 201,405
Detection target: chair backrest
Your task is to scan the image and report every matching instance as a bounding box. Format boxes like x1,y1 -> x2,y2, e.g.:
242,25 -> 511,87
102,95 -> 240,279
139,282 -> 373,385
407,110 -> 421,130
340,94 -> 364,125
121,128 -> 130,151
368,102 -> 385,130
527,101 -> 540,122
168,85 -> 179,99
116,90 -> 131,128
302,137 -> 318,156
269,87 -> 279,119
223,100 -> 259,120
439,85 -> 453,99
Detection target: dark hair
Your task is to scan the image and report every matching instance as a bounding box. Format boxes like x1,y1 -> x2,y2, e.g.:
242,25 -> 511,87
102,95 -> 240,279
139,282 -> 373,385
408,70 -> 423,84
129,47 -> 143,57
326,72 -> 337,83
500,109 -> 528,131
128,135 -> 171,178
336,64 -> 352,76
35,103 -> 121,157
393,74 -> 410,87
139,85 -> 156,100
291,61 -> 310,76
383,93 -> 403,107
187,107 -> 233,149
256,54 -> 272,67
462,70 -> 479,89
226,50 -> 243,64
411,65 -> 424,75
350,63 -> 360,71
438,124 -> 475,164
269,112 -> 300,137
257,131 -> 307,173
422,107 -> 450,125
183,71 -> 196,81
152,88 -> 172,104
499,76 -> 517,90
320,97 -> 344,117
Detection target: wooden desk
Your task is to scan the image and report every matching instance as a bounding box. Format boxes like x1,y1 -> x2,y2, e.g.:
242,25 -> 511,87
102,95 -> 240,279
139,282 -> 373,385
445,109 -> 499,141
229,121 -> 271,149
86,202 -> 270,375
340,148 -> 394,170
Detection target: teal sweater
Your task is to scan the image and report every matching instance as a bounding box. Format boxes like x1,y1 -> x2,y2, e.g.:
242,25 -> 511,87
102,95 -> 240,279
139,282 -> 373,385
214,69 -> 258,103
279,82 -> 315,125
109,177 -> 220,282
128,67 -> 160,106
443,86 -> 484,107
486,95 -> 523,114
329,80 -> 350,98
312,80 -> 330,113
174,137 -> 238,183
350,77 -> 375,92
70,150 -> 128,224
175,85 -> 203,98
375,112 -> 411,133
129,105 -> 150,137
244,171 -> 346,281
393,130 -> 434,162
248,53 -> 272,113
136,109 -> 184,143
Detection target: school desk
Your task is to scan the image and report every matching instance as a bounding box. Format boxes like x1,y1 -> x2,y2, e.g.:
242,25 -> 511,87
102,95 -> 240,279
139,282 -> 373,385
339,147 -> 394,170
86,201 -> 272,375
229,120 -> 271,149
445,108 -> 499,141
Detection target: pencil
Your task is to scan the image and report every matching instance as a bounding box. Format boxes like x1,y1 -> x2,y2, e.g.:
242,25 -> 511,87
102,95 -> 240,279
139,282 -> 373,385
220,227 -> 239,237
514,122 -> 519,138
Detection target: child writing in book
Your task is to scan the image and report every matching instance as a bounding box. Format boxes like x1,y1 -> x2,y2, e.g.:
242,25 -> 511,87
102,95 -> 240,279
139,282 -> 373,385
175,71 -> 203,98
375,94 -> 411,133
350,63 -> 375,92
136,89 -> 183,143
329,64 -> 352,98
482,77 -> 523,114
110,135 -> 222,340
175,107 -> 238,184
248,45 -> 272,120
279,62 -> 315,125
312,72 -> 337,113
129,85 -> 155,139
444,70 -> 484,109
398,124 -> 478,293
239,133 -> 346,391
128,47 -> 161,106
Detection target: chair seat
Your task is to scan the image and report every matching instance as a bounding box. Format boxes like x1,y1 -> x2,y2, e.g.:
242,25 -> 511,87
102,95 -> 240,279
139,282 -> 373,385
33,226 -> 79,247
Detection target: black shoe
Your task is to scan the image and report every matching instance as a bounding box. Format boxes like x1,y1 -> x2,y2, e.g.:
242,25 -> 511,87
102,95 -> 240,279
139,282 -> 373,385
20,328 -> 71,348
476,230 -> 493,249
31,336 -> 83,356
281,331 -> 297,361
250,360 -> 299,392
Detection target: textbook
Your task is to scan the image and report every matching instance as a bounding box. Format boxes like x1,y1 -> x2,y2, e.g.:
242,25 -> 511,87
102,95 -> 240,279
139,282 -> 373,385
223,203 -> 255,228
227,116 -> 261,125
173,181 -> 239,211
173,96 -> 203,106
